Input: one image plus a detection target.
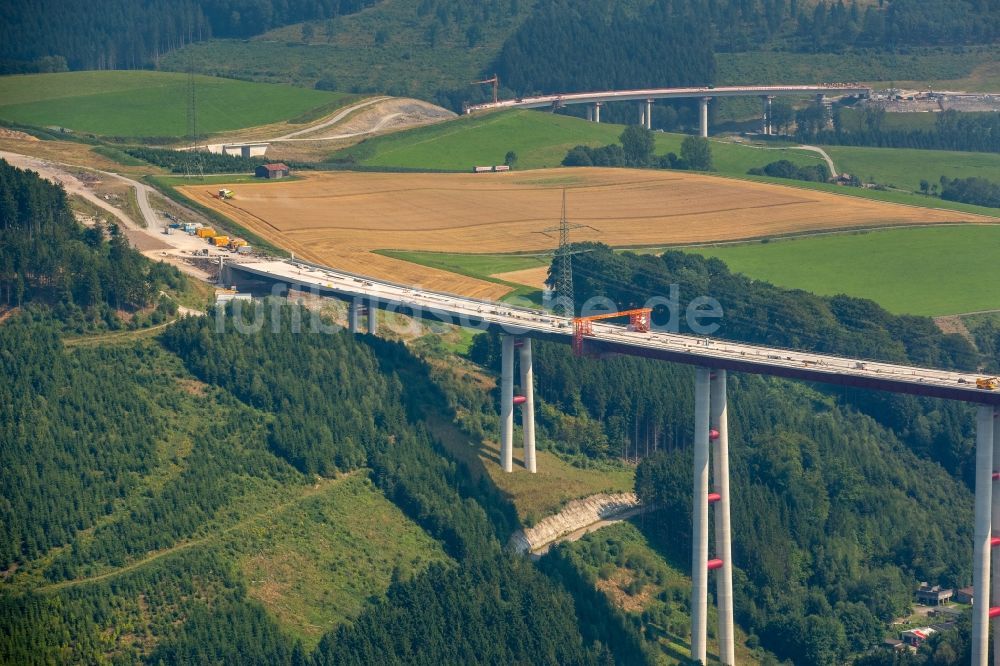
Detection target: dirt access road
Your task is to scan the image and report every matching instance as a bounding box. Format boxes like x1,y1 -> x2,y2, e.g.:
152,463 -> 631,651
1,150 -> 230,280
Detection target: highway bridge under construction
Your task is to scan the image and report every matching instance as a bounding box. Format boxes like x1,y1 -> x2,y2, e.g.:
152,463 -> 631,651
222,257 -> 1000,666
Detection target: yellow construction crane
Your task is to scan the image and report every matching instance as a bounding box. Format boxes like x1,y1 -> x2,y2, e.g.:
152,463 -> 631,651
472,74 -> 500,105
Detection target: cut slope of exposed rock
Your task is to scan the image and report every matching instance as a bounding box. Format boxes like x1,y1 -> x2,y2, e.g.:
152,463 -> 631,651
509,492 -> 641,554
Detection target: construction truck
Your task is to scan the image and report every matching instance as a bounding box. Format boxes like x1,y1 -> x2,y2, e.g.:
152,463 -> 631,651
977,377 -> 999,390
218,189 -> 234,200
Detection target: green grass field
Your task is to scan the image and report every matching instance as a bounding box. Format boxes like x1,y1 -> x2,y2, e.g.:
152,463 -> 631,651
344,110 -> 625,170
376,249 -> 549,304
376,250 -> 548,280
687,225 -> 1000,316
338,109 -> 827,172
822,145 -> 1000,193
0,71 -> 352,138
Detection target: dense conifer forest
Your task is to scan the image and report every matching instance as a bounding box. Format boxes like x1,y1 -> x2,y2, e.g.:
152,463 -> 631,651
0,0 -> 380,71
0,158 -> 185,329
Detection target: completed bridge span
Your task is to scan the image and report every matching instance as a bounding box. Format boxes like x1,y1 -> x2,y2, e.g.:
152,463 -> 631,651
221,257 -> 1000,666
465,83 -> 872,137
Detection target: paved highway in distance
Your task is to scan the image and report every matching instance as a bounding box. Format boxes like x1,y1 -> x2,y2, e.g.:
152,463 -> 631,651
225,259 -> 1000,406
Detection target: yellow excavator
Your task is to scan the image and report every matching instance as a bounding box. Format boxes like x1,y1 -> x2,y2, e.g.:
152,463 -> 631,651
976,377 -> 999,390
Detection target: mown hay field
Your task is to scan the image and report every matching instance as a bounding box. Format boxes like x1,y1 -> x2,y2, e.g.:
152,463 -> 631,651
182,167 -> 990,299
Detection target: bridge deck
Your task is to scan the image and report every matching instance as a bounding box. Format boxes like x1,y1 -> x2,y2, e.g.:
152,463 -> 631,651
466,84 -> 871,113
225,259 -> 999,405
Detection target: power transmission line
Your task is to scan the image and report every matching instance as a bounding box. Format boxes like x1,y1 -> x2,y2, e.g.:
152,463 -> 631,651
538,189 -> 595,316
185,67 -> 203,179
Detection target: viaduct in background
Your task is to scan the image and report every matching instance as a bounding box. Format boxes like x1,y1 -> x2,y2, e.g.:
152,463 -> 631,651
466,84 -> 871,138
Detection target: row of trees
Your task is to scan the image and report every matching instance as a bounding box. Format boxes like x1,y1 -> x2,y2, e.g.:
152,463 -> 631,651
123,146 -> 273,173
748,158 -> 831,182
562,126 -> 714,172
940,175 -> 1000,208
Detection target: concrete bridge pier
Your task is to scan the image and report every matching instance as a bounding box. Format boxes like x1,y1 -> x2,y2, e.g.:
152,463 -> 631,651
586,105 -> 594,122
991,409 -> 1000,665
761,95 -> 773,135
500,335 -> 515,473
594,102 -> 602,123
972,406 -> 996,666
691,367 -> 711,664
500,336 -> 537,473
646,99 -> 653,130
711,370 -> 735,666
699,97 -> 711,138
367,298 -> 378,335
518,338 -> 537,473
348,297 -> 362,333
639,105 -> 646,128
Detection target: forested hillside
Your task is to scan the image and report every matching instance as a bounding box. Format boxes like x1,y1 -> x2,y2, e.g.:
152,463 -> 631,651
493,0 -> 715,96
466,245 -> 982,663
7,0 -> 998,103
0,158 -> 184,329
0,161 -> 649,663
2,301 -> 644,663
0,0 -> 380,71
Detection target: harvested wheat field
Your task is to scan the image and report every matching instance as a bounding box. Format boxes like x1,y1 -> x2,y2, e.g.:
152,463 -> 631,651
182,168 -> 990,299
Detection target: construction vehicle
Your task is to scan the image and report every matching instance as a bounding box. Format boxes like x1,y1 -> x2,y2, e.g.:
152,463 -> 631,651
196,227 -> 216,238
977,377 -> 999,390
212,235 -> 230,247
228,238 -> 247,251
218,188 -> 234,200
573,309 -> 652,355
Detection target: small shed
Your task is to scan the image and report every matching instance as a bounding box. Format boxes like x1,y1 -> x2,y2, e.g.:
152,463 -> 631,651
955,587 -> 974,604
256,163 -> 290,179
